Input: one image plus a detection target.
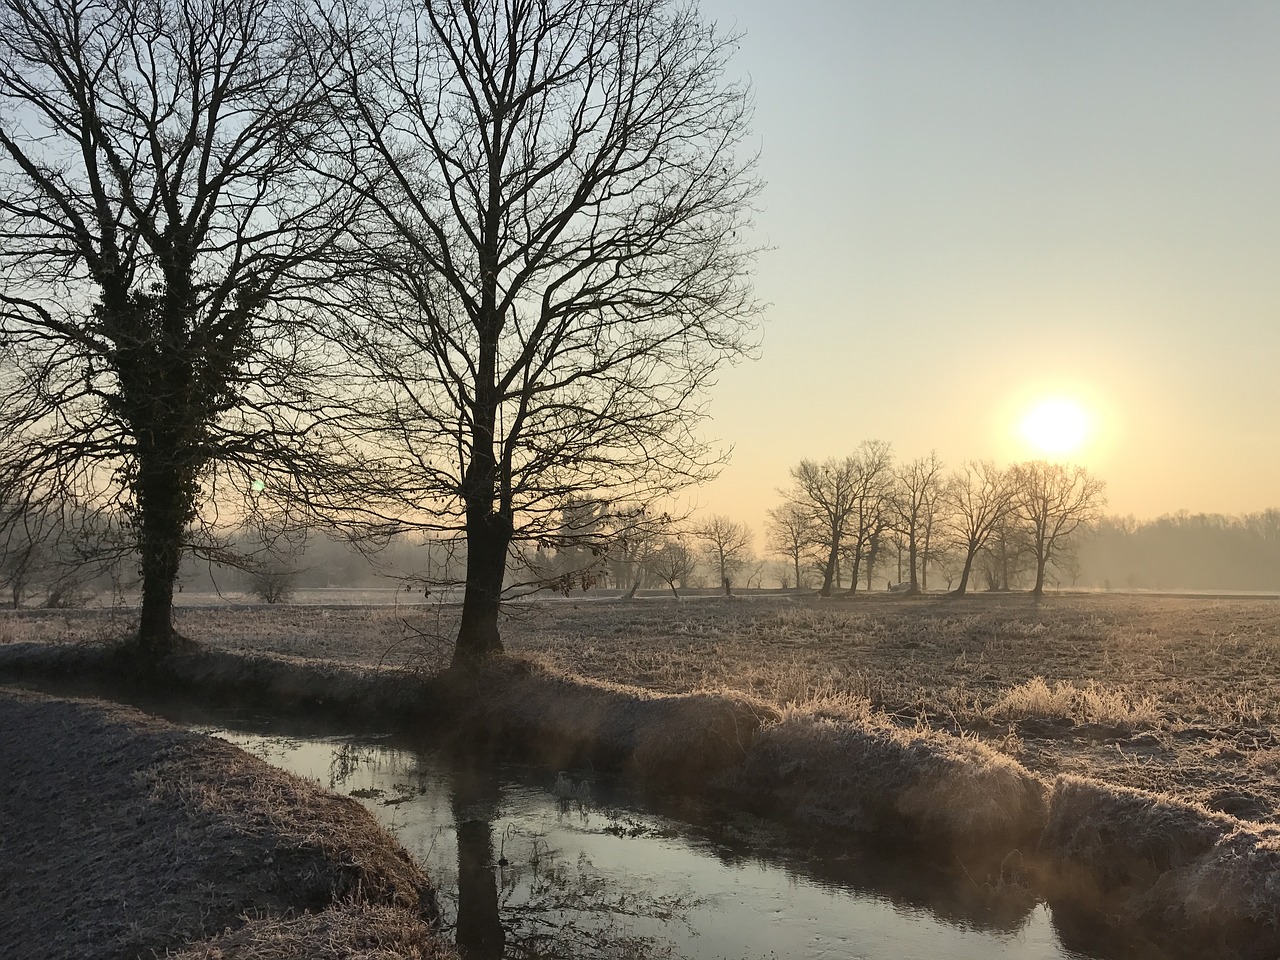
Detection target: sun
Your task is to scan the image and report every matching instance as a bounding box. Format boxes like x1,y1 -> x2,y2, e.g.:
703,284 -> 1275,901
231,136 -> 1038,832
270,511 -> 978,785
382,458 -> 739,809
1019,397 -> 1091,457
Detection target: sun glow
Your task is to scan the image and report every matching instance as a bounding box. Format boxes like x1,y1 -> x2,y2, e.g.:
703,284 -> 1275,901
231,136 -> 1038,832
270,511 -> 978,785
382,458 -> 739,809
1019,397 -> 1091,457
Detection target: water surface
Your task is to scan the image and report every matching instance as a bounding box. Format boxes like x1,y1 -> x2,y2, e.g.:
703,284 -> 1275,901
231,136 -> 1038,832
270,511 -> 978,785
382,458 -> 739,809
182,714 -> 1159,960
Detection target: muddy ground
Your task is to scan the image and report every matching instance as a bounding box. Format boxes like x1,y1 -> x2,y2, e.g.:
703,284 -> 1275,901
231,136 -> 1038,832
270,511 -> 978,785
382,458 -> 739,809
4,591 -> 1279,822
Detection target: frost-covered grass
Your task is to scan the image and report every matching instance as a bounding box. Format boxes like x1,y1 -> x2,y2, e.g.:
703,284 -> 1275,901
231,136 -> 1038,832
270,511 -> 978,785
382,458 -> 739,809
5,589 -> 1280,821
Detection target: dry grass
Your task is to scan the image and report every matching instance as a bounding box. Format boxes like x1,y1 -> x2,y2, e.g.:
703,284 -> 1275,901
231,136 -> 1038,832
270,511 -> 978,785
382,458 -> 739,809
1039,775 -> 1280,958
441,654 -> 781,786
6,590 -> 1278,818
727,708 -> 1046,852
169,903 -> 457,960
989,676 -> 1163,730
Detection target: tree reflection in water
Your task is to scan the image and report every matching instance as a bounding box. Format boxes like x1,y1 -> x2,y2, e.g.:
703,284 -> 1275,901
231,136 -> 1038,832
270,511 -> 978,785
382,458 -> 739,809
449,766 -> 695,960
451,765 -> 506,960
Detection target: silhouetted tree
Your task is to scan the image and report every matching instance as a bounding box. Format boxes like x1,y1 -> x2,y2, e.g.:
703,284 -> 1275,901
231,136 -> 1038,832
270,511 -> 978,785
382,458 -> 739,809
766,502 -> 816,591
1011,460 -> 1107,596
646,535 -> 698,598
0,0 -> 353,651
693,514 -> 752,595
888,451 -> 945,594
783,457 -> 857,596
602,507 -> 673,598
843,440 -> 894,594
315,0 -> 760,666
979,513 -> 1034,591
943,460 -> 1014,596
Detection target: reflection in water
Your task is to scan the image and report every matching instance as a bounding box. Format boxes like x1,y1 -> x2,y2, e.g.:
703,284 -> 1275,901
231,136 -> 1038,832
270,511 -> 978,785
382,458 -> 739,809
182,716 -> 1162,960
451,766 -> 505,960
453,766 -> 691,960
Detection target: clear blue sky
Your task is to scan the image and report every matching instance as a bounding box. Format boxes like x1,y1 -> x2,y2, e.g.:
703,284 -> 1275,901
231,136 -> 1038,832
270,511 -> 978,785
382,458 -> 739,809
689,0 -> 1280,534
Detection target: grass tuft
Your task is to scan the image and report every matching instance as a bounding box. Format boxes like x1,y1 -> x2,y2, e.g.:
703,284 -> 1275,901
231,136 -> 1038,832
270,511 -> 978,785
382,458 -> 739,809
990,676 -> 1162,731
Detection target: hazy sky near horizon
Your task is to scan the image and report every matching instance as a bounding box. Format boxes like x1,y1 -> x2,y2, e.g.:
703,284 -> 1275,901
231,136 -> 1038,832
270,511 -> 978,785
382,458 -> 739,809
687,0 -> 1280,537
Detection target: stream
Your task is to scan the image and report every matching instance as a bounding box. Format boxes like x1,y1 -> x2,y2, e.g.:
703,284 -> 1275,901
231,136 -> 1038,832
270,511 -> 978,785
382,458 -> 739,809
171,709 -> 1167,960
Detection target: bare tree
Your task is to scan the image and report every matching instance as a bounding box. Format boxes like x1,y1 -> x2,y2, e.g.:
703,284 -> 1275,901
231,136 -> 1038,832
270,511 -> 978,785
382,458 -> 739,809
1011,461 -> 1107,596
887,452 -> 945,595
766,502 -> 815,591
0,499 -> 86,607
693,514 -> 752,596
315,0 -> 761,665
782,441 -> 893,597
0,0 -> 352,651
942,460 -> 1014,596
979,513 -> 1035,591
843,440 -> 895,594
783,458 -> 857,596
864,513 -> 890,591
603,508 -> 674,599
646,535 -> 697,599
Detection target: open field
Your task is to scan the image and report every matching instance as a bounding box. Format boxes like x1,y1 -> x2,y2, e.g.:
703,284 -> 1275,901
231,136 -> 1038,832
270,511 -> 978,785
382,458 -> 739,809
5,591 -> 1279,823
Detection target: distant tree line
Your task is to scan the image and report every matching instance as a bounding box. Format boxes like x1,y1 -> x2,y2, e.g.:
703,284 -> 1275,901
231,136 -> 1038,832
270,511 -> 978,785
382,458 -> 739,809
1079,511 -> 1280,593
768,444 -> 1107,598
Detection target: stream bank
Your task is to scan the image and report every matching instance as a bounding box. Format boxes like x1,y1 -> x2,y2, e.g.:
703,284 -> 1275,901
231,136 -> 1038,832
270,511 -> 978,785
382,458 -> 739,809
0,688 -> 454,960
1,637 -> 1277,958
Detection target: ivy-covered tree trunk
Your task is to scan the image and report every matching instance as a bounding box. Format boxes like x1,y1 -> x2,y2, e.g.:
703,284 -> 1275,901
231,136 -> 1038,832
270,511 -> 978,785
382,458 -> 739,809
0,0 -> 342,660
110,277 -> 240,655
134,452 -> 189,653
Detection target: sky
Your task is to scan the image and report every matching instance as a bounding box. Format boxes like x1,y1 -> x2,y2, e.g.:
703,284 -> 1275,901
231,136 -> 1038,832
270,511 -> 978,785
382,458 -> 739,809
683,0 -> 1280,539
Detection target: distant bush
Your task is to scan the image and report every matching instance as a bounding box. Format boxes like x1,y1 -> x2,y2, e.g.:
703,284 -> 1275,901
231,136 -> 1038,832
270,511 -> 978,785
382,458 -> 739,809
246,564 -> 297,604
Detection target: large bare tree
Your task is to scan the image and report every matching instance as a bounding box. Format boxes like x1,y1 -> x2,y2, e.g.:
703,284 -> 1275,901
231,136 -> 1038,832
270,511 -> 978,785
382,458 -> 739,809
888,452 -> 946,595
782,441 -> 893,597
1012,460 -> 1107,596
0,0 -> 352,651
942,460 -> 1013,596
317,0 -> 761,665
646,533 -> 697,599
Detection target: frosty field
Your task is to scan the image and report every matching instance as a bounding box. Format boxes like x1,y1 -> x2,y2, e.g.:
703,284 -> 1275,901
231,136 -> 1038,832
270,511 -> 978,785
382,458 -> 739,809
7,590 -> 1278,823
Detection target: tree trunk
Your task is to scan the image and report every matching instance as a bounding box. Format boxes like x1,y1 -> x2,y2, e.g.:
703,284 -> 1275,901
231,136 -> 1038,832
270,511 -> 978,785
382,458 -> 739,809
134,449 -> 188,654
1032,554 -> 1047,596
954,545 -> 976,596
455,506 -> 512,668
820,542 -> 837,597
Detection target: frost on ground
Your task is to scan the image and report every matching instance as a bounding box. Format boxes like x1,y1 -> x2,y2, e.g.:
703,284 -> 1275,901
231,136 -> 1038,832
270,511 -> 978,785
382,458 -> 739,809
4,590 -> 1279,822
0,689 -> 453,960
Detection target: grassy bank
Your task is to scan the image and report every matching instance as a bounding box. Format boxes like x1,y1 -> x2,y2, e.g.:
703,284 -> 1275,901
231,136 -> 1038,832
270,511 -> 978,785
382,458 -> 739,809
0,689 -> 455,960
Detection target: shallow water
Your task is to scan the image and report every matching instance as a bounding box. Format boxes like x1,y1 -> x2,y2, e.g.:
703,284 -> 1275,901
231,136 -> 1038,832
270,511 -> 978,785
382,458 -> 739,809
178,713 -> 1163,960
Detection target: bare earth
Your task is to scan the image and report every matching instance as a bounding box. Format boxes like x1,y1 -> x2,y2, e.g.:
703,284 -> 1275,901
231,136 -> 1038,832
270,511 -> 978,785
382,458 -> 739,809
4,591 -> 1279,822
